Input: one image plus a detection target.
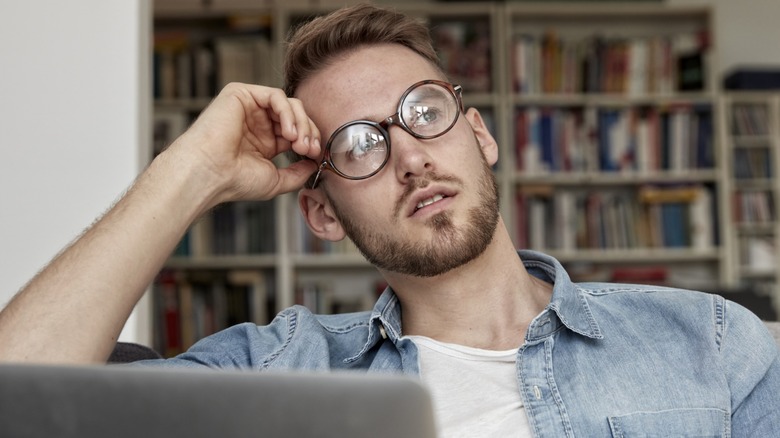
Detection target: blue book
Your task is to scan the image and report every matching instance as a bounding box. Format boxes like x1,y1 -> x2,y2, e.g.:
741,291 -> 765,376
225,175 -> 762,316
540,110 -> 555,171
598,110 -> 619,171
662,203 -> 688,248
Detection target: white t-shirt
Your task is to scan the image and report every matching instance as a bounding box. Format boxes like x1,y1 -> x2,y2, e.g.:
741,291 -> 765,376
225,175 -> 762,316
404,335 -> 534,438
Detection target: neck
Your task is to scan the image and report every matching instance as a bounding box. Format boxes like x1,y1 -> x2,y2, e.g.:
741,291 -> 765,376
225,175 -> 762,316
381,219 -> 553,350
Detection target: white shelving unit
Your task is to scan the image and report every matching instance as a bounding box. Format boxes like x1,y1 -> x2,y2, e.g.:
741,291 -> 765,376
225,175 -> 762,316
150,0 -> 732,354
720,93 -> 780,305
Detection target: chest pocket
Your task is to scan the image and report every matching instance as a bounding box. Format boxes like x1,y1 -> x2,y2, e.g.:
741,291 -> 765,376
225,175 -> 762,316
608,408 -> 730,438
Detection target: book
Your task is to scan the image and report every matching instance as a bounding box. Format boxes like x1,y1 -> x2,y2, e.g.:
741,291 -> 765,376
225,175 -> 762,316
227,269 -> 271,325
193,42 -> 216,98
611,266 -> 668,285
152,269 -> 276,355
154,270 -> 182,357
214,35 -> 273,89
639,185 -> 716,249
689,186 -> 714,249
153,110 -> 189,155
677,51 -> 705,91
732,103 -> 770,136
511,31 -> 693,95
431,19 -> 492,93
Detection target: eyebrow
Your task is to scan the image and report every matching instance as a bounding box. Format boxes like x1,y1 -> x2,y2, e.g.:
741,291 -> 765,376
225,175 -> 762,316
406,87 -> 444,101
329,84 -> 447,137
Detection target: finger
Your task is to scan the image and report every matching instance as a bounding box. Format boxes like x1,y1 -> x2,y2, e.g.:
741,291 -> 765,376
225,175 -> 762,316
263,88 -> 300,142
306,117 -> 322,159
242,85 -> 297,142
273,159 -> 318,194
287,98 -> 322,159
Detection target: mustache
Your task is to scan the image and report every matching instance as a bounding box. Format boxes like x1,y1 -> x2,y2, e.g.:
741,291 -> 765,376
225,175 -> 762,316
393,172 -> 462,218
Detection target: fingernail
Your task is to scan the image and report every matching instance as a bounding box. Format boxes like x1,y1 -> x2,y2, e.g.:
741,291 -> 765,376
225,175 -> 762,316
313,138 -> 321,150
304,136 -> 310,147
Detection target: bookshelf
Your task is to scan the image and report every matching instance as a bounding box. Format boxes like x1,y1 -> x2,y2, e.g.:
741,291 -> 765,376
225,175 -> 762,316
150,0 -> 730,355
503,3 -> 723,289
721,93 -> 780,302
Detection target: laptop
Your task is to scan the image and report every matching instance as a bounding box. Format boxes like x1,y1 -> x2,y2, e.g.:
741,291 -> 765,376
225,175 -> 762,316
0,364 -> 438,438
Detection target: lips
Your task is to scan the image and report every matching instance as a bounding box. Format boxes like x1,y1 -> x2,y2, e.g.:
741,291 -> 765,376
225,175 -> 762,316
407,186 -> 457,217
415,194 -> 446,211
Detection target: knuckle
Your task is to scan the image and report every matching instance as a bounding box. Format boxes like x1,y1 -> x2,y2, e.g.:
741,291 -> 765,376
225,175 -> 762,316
222,82 -> 242,92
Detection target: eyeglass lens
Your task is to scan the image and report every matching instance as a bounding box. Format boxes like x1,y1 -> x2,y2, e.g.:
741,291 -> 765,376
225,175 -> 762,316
328,82 -> 459,179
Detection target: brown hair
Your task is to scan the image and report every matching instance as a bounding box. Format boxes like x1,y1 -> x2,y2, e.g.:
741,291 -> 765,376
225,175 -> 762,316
283,4 -> 445,185
283,3 -> 442,97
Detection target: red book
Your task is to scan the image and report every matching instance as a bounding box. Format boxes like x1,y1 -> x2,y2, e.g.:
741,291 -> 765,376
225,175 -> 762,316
610,266 -> 668,284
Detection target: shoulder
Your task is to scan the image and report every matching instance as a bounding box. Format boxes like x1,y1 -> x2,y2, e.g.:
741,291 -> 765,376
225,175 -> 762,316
580,282 -> 773,331
141,306 -> 375,370
764,321 -> 780,346
578,281 -> 720,319
577,282 -> 776,351
302,306 -> 374,334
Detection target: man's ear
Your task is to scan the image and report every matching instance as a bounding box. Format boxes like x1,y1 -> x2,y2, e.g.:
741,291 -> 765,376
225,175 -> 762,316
464,107 -> 499,167
298,188 -> 347,242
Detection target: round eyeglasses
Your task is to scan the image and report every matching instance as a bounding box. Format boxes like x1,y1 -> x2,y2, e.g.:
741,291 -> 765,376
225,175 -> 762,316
309,80 -> 464,189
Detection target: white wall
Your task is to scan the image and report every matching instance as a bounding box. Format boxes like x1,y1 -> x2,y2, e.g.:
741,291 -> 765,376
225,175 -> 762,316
0,0 -> 151,343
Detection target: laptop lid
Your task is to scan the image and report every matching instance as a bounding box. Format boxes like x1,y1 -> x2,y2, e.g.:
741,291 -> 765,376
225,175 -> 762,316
0,364 -> 438,438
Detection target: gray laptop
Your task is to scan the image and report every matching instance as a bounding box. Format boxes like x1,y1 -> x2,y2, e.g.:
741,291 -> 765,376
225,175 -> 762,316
0,364 -> 438,438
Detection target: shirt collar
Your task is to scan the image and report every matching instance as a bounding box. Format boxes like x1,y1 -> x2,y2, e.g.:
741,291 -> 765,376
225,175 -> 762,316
519,250 -> 604,341
351,250 -> 603,361
371,287 -> 403,342
342,288 -> 401,364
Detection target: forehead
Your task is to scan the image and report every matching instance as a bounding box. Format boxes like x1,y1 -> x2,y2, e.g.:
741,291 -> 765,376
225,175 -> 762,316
295,44 -> 445,136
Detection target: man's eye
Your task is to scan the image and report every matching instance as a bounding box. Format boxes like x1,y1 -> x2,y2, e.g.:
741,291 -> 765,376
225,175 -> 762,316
409,105 -> 440,127
347,132 -> 383,160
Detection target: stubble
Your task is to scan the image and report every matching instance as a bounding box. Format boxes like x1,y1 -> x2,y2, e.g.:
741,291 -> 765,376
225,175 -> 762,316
327,152 -> 499,277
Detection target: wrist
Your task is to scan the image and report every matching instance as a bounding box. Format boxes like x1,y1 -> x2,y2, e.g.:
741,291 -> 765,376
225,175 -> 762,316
147,144 -> 227,222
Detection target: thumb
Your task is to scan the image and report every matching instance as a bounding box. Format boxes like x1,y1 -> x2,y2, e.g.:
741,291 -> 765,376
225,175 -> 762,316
273,159 -> 319,195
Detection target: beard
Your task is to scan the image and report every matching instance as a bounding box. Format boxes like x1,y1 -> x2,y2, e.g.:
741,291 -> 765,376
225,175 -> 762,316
326,151 -> 500,277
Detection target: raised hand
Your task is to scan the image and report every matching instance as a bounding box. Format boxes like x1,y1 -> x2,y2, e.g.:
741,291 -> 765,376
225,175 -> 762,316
165,83 -> 321,210
0,83 -> 322,363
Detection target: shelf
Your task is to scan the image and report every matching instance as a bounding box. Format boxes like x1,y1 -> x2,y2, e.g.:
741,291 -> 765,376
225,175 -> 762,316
739,269 -> 777,280
512,93 -> 716,107
737,223 -> 777,235
513,170 -> 719,186
291,254 -> 376,269
154,98 -> 213,111
733,179 -> 775,190
506,2 -> 711,17
732,135 -> 773,147
548,248 -> 721,264
165,254 -> 277,269
154,0 -> 274,17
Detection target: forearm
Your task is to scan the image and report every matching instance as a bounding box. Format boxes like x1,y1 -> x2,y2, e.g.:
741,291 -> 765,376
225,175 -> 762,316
0,83 -> 319,364
0,149 -> 217,363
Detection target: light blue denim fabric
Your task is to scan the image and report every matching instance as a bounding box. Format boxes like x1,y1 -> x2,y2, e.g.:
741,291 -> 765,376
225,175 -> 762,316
139,250 -> 780,437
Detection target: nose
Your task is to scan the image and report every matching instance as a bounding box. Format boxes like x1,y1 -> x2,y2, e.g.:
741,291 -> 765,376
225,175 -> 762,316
389,125 -> 434,183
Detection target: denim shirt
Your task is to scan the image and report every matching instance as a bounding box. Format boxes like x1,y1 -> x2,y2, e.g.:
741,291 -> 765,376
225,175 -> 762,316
142,250 -> 780,437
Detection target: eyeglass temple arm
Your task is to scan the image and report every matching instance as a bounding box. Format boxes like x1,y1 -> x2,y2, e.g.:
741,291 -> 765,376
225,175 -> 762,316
310,160 -> 329,189
454,84 -> 464,112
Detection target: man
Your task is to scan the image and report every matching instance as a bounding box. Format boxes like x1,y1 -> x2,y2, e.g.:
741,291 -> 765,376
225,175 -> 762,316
0,4 -> 777,437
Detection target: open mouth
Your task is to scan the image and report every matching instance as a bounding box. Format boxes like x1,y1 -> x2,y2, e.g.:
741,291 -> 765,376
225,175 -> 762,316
414,194 -> 448,212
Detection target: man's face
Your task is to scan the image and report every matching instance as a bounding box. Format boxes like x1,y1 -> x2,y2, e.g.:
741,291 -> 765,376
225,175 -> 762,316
296,44 -> 499,277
